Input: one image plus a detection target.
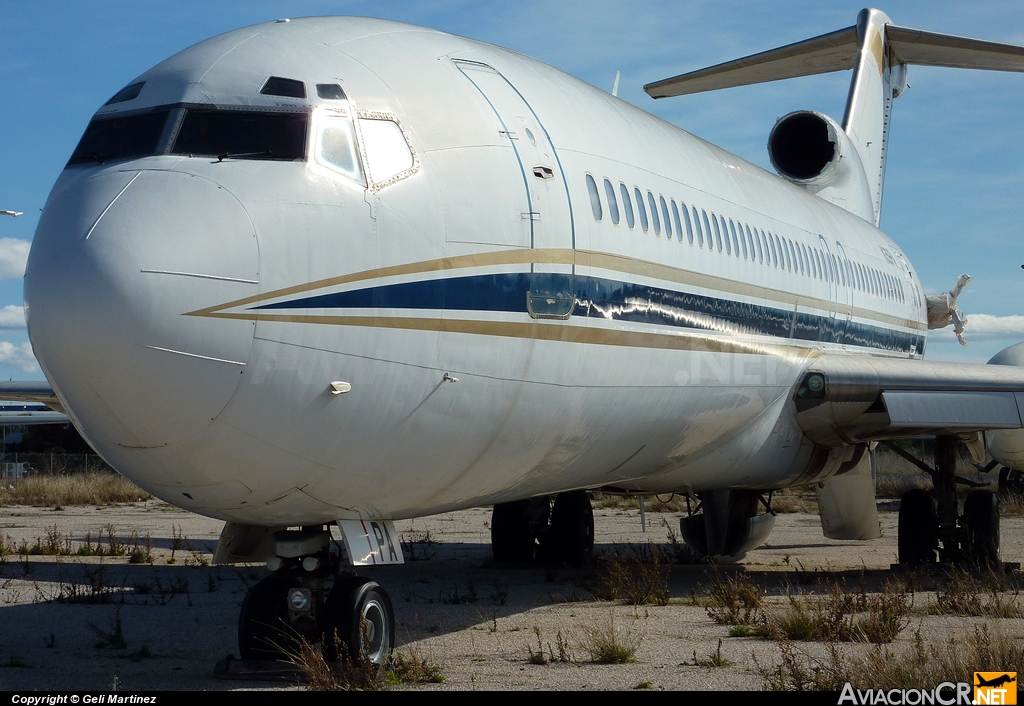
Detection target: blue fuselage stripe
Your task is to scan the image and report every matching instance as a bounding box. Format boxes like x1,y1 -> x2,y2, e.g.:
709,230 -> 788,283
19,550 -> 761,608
253,273 -> 925,354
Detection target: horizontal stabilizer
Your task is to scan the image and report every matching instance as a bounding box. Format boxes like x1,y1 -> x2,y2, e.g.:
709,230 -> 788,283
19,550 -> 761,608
645,26 -> 857,98
886,26 -> 1024,71
645,23 -> 1024,99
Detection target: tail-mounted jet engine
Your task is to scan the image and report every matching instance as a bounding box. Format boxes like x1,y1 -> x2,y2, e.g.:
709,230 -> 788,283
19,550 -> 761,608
767,111 -> 873,220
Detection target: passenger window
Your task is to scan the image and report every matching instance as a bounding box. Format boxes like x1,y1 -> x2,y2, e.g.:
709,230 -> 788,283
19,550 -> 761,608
604,179 -> 619,224
731,221 -> 744,258
661,196 -> 673,238
695,208 -> 705,247
712,214 -> 723,252
671,200 -> 682,242
635,188 -> 649,231
619,183 -> 635,228
720,218 -> 730,254
315,113 -> 364,183
682,204 -> 694,244
701,210 -> 712,250
759,231 -> 768,264
359,118 -> 413,182
648,192 -> 661,234
586,175 -> 602,221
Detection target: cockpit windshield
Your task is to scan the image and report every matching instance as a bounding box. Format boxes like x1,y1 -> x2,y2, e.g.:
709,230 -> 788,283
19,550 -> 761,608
67,110 -> 171,166
172,109 -> 307,160
67,105 -> 309,166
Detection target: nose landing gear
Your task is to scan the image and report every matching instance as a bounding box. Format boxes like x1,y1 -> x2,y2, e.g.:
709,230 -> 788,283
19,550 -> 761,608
236,527 -> 395,666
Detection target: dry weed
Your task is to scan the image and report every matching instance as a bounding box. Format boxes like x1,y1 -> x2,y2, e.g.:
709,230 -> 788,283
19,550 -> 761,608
589,544 -> 670,605
759,625 -> 1024,691
0,473 -> 150,507
581,612 -> 642,664
929,569 -> 1023,619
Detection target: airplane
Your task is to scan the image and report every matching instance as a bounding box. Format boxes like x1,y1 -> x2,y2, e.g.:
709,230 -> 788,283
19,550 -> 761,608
975,674 -> 1016,689
11,7 -> 1024,665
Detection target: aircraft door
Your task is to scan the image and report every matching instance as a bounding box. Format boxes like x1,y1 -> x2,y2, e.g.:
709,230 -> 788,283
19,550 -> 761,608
818,235 -> 841,345
834,241 -> 855,347
453,60 -> 576,319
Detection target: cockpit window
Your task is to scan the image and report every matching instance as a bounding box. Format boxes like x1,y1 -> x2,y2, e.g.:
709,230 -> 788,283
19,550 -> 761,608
105,82 -> 145,105
315,113 -> 364,183
358,118 -> 413,183
172,109 -> 307,160
67,109 -> 171,166
260,76 -> 306,99
316,84 -> 346,100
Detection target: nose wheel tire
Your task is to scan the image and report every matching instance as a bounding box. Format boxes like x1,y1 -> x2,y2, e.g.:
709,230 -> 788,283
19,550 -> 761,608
238,576 -> 295,661
324,578 -> 395,665
897,489 -> 938,565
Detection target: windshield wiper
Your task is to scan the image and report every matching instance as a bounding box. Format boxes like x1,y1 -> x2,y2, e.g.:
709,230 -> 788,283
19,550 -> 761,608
217,150 -> 275,162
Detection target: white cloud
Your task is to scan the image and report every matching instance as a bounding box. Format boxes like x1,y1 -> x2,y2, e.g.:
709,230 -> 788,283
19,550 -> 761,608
0,238 -> 30,279
0,341 -> 37,373
0,305 -> 25,329
931,314 -> 1024,341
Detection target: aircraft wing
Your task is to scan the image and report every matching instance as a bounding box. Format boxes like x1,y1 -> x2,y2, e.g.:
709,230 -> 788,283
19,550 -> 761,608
794,354 -> 1024,446
0,381 -> 69,423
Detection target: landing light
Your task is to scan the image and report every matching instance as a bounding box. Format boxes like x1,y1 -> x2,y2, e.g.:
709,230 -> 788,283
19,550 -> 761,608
796,372 -> 827,400
287,588 -> 311,611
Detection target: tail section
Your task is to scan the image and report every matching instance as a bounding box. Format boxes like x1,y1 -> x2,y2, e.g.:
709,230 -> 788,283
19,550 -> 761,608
645,7 -> 1024,226
842,9 -> 899,225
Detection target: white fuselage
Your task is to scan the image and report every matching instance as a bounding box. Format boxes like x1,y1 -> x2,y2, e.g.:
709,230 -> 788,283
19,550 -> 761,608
25,18 -> 927,525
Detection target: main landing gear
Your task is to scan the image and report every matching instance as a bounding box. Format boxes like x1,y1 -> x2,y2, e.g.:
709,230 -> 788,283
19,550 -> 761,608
490,490 -> 594,564
893,436 -> 1001,568
237,527 -> 395,664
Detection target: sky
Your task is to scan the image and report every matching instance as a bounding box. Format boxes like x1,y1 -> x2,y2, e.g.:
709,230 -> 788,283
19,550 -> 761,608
2,0 -> 1024,381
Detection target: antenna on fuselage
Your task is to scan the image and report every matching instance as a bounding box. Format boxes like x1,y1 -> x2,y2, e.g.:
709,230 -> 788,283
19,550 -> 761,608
611,71 -> 620,97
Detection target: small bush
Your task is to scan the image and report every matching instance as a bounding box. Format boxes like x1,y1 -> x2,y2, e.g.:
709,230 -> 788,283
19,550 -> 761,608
589,544 -> 670,606
704,572 -> 764,626
758,582 -> 910,644
930,569 -> 1022,618
581,613 -> 641,664
692,639 -> 733,668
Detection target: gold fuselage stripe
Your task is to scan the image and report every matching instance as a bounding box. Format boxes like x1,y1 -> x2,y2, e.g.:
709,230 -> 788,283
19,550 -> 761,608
186,247 -> 925,333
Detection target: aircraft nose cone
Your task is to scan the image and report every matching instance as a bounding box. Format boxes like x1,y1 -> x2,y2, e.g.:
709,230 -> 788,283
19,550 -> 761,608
26,169 -> 258,448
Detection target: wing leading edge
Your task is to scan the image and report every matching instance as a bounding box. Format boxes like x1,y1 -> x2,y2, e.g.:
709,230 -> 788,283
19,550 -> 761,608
0,381 -> 69,424
794,355 -> 1024,446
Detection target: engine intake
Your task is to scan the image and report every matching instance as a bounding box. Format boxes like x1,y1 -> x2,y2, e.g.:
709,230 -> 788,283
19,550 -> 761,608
766,111 -> 874,220
769,111 -> 837,181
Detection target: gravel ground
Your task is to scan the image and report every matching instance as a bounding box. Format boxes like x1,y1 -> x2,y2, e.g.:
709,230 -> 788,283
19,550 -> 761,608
0,500 -> 1021,691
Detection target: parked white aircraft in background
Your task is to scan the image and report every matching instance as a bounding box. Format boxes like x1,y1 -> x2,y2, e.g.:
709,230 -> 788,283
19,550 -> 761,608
11,8 -> 1024,663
